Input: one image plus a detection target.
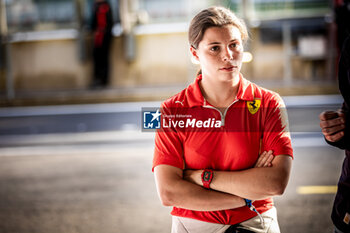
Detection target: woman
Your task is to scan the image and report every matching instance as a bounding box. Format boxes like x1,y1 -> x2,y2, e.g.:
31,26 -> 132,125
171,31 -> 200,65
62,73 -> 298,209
153,6 -> 293,233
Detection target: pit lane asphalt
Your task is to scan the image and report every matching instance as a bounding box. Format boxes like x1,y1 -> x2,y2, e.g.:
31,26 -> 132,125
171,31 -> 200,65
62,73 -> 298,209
0,95 -> 345,233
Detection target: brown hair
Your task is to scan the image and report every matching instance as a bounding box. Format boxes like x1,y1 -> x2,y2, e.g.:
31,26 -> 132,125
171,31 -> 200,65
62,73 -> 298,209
188,6 -> 248,49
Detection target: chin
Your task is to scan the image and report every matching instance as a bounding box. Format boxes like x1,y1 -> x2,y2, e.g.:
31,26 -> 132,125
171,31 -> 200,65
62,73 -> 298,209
218,72 -> 239,82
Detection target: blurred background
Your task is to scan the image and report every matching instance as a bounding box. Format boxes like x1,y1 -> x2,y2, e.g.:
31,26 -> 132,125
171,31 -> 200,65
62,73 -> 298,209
0,0 -> 343,103
0,0 -> 348,232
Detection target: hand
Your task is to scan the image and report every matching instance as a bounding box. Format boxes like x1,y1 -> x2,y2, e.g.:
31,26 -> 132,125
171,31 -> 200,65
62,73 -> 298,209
319,110 -> 345,142
254,150 -> 274,168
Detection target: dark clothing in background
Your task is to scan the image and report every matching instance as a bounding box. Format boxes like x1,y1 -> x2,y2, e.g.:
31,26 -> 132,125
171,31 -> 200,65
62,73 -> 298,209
335,0 -> 350,50
327,36 -> 350,233
91,0 -> 113,87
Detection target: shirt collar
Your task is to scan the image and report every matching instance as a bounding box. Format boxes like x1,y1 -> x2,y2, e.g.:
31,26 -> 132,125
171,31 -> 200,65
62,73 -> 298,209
186,73 -> 256,108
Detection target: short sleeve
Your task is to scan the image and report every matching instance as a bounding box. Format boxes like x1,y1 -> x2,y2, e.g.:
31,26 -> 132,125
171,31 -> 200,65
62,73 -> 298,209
261,93 -> 293,158
152,102 -> 185,171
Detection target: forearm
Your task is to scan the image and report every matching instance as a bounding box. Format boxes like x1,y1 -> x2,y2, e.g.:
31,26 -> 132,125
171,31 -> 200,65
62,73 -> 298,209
211,166 -> 288,200
213,155 -> 291,200
154,165 -> 245,211
161,178 -> 245,211
185,155 -> 292,200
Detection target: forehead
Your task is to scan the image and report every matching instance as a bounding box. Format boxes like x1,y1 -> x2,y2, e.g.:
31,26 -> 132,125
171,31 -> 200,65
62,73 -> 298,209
201,25 -> 242,43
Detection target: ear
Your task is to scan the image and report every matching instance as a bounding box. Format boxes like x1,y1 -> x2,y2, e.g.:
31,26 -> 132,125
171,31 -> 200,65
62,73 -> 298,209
190,46 -> 200,62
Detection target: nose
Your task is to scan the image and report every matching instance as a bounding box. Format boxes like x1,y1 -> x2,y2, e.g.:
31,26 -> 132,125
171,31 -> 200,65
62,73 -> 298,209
222,47 -> 234,61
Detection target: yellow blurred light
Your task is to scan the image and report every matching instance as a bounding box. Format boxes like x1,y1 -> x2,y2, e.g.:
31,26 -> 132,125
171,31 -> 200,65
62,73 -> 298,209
297,185 -> 337,194
243,52 -> 253,63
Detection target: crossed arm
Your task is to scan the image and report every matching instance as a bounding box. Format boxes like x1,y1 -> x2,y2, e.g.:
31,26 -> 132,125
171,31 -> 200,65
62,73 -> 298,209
154,151 -> 292,211
184,154 -> 292,200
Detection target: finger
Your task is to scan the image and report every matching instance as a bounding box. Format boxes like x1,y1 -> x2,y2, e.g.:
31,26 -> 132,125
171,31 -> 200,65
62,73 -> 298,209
320,117 -> 344,128
320,117 -> 344,129
325,131 -> 344,142
319,111 -> 338,121
337,109 -> 344,115
264,152 -> 274,167
338,112 -> 346,121
256,151 -> 271,168
263,151 -> 273,167
321,124 -> 345,136
255,151 -> 267,168
255,151 -> 274,168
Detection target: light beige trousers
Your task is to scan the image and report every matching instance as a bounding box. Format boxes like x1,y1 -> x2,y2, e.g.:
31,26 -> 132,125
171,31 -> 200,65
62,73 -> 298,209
171,207 -> 280,233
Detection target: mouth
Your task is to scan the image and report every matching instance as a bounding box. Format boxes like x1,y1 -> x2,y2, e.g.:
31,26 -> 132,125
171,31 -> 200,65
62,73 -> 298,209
220,65 -> 237,71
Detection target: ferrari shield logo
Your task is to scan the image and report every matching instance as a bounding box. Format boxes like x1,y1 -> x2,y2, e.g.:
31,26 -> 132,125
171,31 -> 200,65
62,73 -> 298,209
247,99 -> 261,114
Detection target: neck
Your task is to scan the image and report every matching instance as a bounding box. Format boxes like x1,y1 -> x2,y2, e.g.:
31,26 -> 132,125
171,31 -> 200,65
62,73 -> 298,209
200,74 -> 240,108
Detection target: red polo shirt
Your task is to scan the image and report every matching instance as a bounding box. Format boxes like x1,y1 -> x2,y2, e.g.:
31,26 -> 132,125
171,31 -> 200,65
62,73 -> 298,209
153,74 -> 293,225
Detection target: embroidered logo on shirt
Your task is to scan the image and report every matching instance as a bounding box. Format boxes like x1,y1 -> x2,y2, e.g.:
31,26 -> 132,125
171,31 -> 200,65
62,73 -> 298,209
344,212 -> 350,225
175,100 -> 184,106
247,99 -> 261,114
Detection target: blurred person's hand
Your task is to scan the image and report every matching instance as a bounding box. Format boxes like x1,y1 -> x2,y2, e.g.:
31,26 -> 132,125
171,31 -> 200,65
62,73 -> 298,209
319,110 -> 346,142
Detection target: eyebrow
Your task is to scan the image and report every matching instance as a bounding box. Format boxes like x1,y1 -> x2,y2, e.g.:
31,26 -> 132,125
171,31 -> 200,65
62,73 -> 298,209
207,39 -> 240,45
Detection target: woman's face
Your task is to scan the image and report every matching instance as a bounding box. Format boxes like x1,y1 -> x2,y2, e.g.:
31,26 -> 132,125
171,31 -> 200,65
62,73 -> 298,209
191,24 -> 244,83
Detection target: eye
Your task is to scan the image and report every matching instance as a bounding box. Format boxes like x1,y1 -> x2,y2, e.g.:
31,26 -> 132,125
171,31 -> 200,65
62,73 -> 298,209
230,43 -> 239,49
210,46 -> 220,52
